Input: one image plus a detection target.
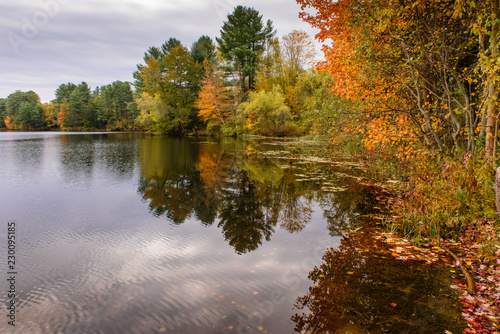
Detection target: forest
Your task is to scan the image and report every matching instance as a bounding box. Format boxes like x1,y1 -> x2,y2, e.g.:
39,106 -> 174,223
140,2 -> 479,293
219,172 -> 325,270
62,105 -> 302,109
0,6 -> 324,137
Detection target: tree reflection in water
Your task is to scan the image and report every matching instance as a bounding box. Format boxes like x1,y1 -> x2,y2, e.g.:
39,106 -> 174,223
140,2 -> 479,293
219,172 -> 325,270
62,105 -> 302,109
136,138 -> 331,254
43,135 -> 469,332
136,137 -> 392,256
218,170 -> 275,254
292,230 -> 465,333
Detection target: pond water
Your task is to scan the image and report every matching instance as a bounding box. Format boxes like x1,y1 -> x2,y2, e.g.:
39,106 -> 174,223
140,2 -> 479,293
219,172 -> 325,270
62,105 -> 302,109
0,133 -> 464,333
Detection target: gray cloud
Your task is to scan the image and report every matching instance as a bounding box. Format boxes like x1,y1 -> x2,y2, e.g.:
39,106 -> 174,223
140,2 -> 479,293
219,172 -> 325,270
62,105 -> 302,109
0,0 -> 319,102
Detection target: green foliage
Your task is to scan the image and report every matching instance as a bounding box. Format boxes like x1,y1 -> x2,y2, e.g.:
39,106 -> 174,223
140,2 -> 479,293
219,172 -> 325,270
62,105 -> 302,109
256,38 -> 286,92
66,86 -> 85,128
389,154 -> 497,239
95,81 -> 138,129
54,83 -> 77,104
238,86 -> 292,136
52,82 -> 95,129
161,38 -> 182,55
217,5 -> 276,92
0,98 -> 6,127
133,38 -> 183,96
17,101 -> 43,129
136,92 -> 189,135
4,90 -> 44,130
287,69 -> 356,138
221,118 -> 245,137
135,42 -> 203,134
51,80 -> 138,130
191,35 -> 216,64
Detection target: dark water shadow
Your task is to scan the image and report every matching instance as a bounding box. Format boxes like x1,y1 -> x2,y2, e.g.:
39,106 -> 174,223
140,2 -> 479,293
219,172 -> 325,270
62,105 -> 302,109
292,229 -> 465,334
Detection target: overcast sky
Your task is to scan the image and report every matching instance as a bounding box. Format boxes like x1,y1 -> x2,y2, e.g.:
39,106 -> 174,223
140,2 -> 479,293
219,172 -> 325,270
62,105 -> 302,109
0,0 -> 321,102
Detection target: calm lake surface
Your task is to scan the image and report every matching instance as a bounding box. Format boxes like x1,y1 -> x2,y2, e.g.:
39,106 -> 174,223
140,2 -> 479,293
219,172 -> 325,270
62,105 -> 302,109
0,132 -> 464,333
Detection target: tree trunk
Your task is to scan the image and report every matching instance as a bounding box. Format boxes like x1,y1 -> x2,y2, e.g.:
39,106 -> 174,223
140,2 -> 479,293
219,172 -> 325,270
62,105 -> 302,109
485,0 -> 499,162
495,167 -> 500,215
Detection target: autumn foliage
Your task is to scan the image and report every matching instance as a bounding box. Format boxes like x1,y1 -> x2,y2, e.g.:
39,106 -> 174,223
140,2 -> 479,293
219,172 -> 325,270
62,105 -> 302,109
196,60 -> 232,132
4,115 -> 15,130
297,0 -> 500,159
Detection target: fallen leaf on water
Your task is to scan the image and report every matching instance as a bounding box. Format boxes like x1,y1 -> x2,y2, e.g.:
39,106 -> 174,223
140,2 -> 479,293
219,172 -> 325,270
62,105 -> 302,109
253,291 -> 259,295
113,304 -> 120,309
158,328 -> 166,333
390,303 -> 397,308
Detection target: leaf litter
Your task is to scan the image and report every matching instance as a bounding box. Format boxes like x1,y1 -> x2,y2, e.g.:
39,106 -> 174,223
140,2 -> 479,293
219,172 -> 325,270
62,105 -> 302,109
373,224 -> 500,334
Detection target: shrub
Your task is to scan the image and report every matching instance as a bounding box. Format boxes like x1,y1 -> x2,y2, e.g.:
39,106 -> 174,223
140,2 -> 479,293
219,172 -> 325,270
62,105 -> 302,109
388,153 -> 497,240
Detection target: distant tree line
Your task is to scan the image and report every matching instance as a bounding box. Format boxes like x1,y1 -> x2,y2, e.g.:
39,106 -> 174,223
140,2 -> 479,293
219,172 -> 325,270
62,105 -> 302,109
0,81 -> 138,131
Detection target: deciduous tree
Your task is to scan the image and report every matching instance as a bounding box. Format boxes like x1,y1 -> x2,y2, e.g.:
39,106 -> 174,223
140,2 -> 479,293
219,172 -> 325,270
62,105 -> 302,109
5,90 -> 44,130
238,86 -> 292,136
196,59 -> 232,133
136,43 -> 203,134
282,30 -> 316,80
297,0 -> 481,158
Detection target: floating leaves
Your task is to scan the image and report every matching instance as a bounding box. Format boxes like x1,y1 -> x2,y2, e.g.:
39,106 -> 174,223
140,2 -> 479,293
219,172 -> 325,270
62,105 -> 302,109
321,186 -> 348,192
374,228 -> 500,333
374,232 -> 445,264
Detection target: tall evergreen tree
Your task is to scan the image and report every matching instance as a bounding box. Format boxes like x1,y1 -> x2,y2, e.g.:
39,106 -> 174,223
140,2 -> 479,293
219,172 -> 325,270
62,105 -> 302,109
191,35 -> 216,64
54,83 -> 77,104
134,38 -> 183,95
161,38 -> 182,55
216,6 -> 275,92
53,82 -> 93,129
